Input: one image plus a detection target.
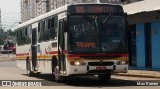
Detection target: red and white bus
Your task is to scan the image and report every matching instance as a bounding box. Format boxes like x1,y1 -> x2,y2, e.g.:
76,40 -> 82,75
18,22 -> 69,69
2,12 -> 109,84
16,3 -> 128,82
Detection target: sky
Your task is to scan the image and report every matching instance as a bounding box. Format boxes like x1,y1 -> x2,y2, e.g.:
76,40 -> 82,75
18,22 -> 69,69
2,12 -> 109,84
0,0 -> 21,31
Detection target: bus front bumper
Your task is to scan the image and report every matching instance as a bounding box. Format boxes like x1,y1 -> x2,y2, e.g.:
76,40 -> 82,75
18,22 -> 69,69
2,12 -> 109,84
66,60 -> 128,75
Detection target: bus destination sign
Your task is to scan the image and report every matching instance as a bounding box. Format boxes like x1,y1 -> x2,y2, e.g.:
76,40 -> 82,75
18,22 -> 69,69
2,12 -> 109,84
68,5 -> 122,14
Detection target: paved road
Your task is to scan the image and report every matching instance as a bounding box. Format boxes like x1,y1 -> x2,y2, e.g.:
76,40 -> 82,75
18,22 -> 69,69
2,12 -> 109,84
0,54 -> 15,61
0,60 -> 160,89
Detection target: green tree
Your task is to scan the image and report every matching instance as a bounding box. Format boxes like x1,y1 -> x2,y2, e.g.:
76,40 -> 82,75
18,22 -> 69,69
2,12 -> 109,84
7,29 -> 16,36
0,29 -> 16,45
0,28 -> 6,45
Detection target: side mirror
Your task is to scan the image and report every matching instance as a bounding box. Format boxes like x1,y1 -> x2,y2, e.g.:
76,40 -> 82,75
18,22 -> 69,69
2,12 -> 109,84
64,20 -> 68,32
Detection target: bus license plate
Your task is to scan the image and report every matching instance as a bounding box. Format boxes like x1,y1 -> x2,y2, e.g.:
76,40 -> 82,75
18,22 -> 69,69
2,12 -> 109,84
96,66 -> 106,70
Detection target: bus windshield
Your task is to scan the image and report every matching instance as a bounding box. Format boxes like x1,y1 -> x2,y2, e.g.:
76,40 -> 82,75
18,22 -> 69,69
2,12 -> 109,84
69,15 -> 127,53
100,15 -> 126,53
69,15 -> 100,53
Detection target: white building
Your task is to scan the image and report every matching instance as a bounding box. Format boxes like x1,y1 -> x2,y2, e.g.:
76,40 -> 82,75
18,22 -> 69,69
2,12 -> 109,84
21,0 -> 48,22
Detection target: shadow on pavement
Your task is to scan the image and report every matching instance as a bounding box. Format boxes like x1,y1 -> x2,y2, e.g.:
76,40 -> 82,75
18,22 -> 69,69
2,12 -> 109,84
23,74 -> 137,87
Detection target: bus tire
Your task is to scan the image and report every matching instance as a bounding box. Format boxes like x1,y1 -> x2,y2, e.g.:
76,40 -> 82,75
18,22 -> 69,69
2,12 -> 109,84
26,57 -> 34,77
98,73 -> 111,82
51,56 -> 63,82
51,56 -> 58,74
54,66 -> 61,82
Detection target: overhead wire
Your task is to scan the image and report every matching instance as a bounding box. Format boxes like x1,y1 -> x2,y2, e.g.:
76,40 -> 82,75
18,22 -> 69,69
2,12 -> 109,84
1,13 -> 21,30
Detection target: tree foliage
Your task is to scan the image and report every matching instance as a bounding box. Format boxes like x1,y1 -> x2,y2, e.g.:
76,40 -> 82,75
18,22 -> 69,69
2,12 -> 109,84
0,29 -> 16,45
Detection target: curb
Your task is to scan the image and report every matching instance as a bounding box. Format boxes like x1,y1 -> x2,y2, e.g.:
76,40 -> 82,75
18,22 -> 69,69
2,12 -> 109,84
113,73 -> 160,79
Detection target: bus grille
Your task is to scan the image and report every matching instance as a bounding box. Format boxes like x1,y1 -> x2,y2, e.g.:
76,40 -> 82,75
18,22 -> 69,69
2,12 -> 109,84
81,56 -> 121,59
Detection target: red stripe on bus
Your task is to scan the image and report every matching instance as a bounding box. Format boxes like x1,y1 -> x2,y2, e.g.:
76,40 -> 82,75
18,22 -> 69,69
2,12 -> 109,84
49,50 -> 67,54
50,51 -> 58,54
16,51 -> 128,57
16,53 -> 29,56
67,54 -> 128,57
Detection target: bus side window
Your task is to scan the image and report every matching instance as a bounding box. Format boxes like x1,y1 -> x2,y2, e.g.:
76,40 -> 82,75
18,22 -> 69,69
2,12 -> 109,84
16,30 -> 18,38
22,28 -> 26,45
25,26 -> 31,44
43,19 -> 50,41
25,27 -> 27,36
38,21 -> 45,42
48,19 -> 51,29
38,21 -> 41,42
22,28 -> 25,37
38,22 -> 40,32
17,28 -> 24,46
17,29 -> 20,46
19,28 -> 22,45
50,17 -> 57,40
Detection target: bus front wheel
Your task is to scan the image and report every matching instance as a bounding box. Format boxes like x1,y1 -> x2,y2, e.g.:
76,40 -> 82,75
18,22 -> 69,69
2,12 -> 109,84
54,66 -> 63,82
52,56 -> 63,82
98,73 -> 111,82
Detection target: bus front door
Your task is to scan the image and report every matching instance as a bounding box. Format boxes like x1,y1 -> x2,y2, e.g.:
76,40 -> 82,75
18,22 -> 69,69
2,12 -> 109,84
58,19 -> 66,73
31,28 -> 37,71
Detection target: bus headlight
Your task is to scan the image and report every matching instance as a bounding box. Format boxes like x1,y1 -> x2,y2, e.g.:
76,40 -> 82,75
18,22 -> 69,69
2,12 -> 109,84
116,60 -> 128,65
70,61 -> 86,66
74,61 -> 80,66
121,61 -> 126,65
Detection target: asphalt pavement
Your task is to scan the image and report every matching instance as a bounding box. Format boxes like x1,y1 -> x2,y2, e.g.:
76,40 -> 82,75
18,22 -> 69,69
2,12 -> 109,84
0,54 -> 15,61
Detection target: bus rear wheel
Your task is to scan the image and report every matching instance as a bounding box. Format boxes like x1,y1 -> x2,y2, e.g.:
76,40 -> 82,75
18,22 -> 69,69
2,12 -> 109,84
26,57 -> 40,77
98,73 -> 111,82
26,58 -> 34,77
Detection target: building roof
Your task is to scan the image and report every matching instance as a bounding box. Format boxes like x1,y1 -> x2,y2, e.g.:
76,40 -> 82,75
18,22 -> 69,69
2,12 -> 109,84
123,0 -> 160,15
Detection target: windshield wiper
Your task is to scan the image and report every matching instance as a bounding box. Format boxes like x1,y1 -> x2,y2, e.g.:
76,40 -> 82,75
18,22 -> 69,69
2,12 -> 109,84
83,15 -> 97,26
102,13 -> 114,24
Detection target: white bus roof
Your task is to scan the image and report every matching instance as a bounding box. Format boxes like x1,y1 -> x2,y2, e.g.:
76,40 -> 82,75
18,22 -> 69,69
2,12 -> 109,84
17,3 -> 122,29
17,5 -> 68,29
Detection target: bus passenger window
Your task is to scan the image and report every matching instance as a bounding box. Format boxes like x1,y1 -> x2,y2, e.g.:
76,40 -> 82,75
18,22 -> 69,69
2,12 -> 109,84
51,17 -> 54,28
48,19 -> 51,29
25,27 -> 27,36
50,17 -> 57,40
43,19 -> 50,41
38,21 -> 45,42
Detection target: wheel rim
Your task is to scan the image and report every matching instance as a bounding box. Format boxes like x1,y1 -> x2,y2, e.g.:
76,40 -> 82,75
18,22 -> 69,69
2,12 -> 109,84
54,66 -> 59,77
